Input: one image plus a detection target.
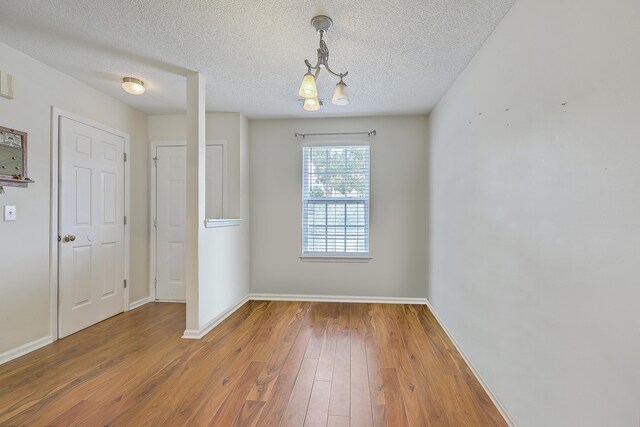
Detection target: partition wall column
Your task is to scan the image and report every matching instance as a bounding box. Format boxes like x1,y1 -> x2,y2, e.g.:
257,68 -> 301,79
184,71 -> 206,336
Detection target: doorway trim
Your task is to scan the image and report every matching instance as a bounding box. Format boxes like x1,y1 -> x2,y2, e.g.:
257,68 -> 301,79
149,140 -> 227,301
50,107 -> 131,341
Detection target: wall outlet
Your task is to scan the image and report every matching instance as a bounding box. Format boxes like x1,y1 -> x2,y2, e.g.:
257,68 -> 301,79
4,205 -> 16,221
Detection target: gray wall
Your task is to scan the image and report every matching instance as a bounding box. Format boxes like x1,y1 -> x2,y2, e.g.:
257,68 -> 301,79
250,115 -> 428,298
428,0 -> 640,425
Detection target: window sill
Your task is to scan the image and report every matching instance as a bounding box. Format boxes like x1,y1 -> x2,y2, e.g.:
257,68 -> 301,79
204,219 -> 241,228
300,255 -> 372,263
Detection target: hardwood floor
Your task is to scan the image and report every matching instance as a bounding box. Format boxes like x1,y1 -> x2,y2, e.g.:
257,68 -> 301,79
0,301 -> 507,426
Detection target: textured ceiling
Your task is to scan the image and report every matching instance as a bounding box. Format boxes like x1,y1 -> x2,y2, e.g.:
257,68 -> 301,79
0,0 -> 515,118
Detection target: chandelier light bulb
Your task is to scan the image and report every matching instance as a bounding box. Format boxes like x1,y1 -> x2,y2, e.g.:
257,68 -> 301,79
303,97 -> 321,112
298,72 -> 318,99
121,77 -> 145,95
332,80 -> 349,105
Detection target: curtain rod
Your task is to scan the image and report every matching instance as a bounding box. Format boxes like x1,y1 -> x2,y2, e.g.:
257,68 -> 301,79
294,130 -> 376,139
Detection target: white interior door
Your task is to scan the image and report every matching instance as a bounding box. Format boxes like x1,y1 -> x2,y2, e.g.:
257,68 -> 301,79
155,146 -> 187,301
59,117 -> 126,338
154,143 -> 225,301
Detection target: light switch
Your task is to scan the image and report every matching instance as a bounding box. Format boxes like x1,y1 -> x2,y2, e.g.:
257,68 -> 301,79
4,205 -> 16,221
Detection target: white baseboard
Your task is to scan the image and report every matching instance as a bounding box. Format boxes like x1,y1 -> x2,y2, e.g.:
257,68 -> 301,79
128,296 -> 151,310
0,336 -> 53,366
182,295 -> 251,339
423,300 -> 515,427
248,293 -> 428,305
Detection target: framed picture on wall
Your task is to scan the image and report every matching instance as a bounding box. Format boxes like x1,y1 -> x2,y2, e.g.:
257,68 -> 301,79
0,126 -> 34,188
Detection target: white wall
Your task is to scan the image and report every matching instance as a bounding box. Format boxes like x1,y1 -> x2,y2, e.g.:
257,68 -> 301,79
0,43 -> 149,356
148,113 -> 251,330
250,116 -> 428,298
197,114 -> 250,328
428,0 -> 640,425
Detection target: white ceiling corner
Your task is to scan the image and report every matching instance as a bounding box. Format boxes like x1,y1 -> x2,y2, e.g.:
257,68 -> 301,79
0,0 -> 516,119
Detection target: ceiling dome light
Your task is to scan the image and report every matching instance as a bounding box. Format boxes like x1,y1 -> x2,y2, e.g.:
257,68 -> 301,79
303,97 -> 321,112
332,80 -> 349,105
121,77 -> 145,95
298,71 -> 318,99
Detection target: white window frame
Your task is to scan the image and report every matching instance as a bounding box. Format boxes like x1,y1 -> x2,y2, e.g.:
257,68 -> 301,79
300,140 -> 372,262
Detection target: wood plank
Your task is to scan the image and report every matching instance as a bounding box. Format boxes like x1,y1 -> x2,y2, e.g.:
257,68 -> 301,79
385,305 -> 429,427
315,319 -> 337,381
76,302 -> 273,427
0,301 -> 507,427
304,380 -> 332,427
0,303 -> 183,416
393,304 -> 451,426
372,405 -> 388,427
351,320 -> 374,427
411,305 -> 507,426
327,415 -> 350,427
231,400 -> 265,427
328,331 -> 350,416
363,306 -> 387,427
0,302 -> 182,391
281,358 -> 318,426
381,368 -> 409,427
164,306 -> 295,426
45,399 -> 100,426
304,303 -> 333,359
209,360 -> 266,426
1,306 -> 188,425
246,302 -> 311,402
369,304 -> 395,369
363,306 -> 385,406
256,325 -> 313,425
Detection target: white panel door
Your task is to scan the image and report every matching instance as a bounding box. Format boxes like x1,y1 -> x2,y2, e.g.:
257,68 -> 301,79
155,146 -> 187,301
59,117 -> 125,338
155,144 -> 224,301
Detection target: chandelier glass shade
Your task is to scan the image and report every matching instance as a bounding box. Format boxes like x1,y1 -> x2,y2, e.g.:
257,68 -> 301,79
332,80 -> 349,105
298,15 -> 349,111
299,72 -> 318,99
303,97 -> 321,111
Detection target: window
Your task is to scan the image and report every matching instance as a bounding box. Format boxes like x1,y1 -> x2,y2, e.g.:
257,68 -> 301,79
302,144 -> 370,257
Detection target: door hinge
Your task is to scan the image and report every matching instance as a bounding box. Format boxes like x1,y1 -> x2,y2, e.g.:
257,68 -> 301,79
124,152 -> 127,162
153,157 -> 158,167
153,218 -> 157,228
124,215 -> 127,225
124,279 -> 127,289
154,278 -> 157,288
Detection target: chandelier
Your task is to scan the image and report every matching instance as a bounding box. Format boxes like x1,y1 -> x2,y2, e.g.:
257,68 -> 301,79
298,15 -> 349,111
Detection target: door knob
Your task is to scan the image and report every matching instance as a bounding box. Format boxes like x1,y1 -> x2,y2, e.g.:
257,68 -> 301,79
63,235 -> 76,242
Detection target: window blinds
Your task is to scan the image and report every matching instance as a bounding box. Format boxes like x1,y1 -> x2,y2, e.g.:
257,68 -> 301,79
303,144 -> 370,255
